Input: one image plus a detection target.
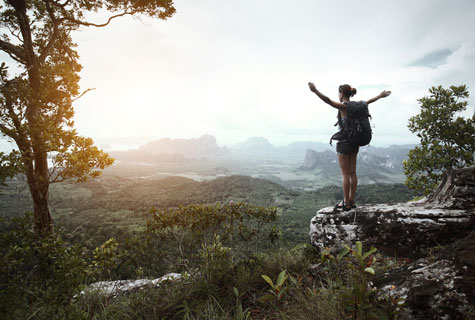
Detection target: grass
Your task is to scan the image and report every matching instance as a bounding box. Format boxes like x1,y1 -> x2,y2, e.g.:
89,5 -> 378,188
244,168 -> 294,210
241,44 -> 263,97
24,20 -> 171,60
66,244 -> 405,320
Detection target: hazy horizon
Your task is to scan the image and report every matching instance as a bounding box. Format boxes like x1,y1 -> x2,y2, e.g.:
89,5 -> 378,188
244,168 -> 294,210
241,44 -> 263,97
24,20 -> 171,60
93,134 -> 418,152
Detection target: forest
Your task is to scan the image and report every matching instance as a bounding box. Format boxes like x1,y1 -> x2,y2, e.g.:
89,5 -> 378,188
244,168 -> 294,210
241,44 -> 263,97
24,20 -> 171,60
0,175 -> 417,250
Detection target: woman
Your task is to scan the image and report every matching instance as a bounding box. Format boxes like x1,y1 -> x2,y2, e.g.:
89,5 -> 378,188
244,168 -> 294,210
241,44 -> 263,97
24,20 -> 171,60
308,82 -> 391,211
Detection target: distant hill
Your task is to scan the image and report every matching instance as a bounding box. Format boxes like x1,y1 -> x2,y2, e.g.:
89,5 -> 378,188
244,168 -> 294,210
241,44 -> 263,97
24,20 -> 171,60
230,138 -> 334,159
110,135 -> 228,163
139,134 -> 227,158
300,149 -> 336,170
297,145 -> 413,184
282,141 -> 334,153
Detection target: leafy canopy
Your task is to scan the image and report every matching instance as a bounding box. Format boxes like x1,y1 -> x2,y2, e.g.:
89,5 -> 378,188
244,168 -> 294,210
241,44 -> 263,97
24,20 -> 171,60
403,85 -> 475,195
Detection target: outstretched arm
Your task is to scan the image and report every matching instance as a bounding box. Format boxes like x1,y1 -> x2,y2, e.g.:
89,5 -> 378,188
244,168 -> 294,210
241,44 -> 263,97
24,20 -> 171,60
308,82 -> 346,110
367,90 -> 391,104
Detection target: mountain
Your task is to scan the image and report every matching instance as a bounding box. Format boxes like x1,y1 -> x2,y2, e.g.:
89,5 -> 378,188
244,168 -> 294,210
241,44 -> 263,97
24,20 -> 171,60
139,134 -> 227,158
300,149 -> 335,170
297,145 -> 413,184
282,141 -> 334,153
110,135 -> 229,163
359,144 -> 415,170
230,137 -> 276,156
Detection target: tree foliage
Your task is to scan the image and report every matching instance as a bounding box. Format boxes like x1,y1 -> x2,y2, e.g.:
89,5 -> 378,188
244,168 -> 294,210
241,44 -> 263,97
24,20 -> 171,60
0,0 -> 175,234
403,85 -> 475,195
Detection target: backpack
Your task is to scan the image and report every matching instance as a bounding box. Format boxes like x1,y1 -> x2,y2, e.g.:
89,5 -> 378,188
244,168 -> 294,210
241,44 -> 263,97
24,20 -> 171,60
330,101 -> 372,146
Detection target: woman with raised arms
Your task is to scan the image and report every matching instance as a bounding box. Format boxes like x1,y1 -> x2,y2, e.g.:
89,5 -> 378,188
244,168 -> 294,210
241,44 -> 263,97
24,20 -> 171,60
308,82 -> 391,211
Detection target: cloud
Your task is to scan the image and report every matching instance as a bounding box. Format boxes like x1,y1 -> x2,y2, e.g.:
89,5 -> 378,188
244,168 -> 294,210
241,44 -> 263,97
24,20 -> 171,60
407,49 -> 453,68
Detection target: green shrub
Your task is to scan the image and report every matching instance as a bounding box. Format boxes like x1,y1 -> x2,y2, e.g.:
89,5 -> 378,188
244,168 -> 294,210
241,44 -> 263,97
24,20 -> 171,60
0,213 -> 91,319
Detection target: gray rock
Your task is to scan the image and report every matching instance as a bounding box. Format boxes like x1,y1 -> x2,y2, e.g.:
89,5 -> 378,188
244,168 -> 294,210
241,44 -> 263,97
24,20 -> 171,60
309,166 -> 475,259
373,231 -> 475,319
79,273 -> 182,297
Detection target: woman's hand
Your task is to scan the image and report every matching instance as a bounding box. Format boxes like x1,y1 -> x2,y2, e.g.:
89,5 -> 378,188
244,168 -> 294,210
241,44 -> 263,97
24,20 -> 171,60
308,82 -> 317,93
367,90 -> 392,104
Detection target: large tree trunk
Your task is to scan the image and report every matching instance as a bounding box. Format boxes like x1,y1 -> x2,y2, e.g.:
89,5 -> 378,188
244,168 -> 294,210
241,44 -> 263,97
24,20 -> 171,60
23,148 -> 53,235
28,159 -> 53,235
11,0 -> 54,235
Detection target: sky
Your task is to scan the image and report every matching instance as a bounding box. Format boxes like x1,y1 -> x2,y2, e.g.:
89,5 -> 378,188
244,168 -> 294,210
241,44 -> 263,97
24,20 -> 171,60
3,0 -> 475,151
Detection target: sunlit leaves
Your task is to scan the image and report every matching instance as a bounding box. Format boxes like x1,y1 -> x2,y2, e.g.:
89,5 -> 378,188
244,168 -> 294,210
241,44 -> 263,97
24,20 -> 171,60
52,135 -> 114,182
404,85 -> 475,195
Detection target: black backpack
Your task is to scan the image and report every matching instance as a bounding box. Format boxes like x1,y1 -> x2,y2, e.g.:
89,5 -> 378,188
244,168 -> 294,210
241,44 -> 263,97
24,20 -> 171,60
330,101 -> 372,146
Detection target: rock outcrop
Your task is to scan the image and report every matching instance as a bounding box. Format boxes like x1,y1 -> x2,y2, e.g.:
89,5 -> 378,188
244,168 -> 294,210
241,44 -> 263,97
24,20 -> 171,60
309,166 -> 475,259
309,166 -> 475,319
79,273 -> 182,298
374,232 -> 475,320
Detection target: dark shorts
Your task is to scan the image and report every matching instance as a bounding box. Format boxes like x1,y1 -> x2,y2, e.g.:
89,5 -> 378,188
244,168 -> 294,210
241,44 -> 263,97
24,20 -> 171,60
336,141 -> 359,155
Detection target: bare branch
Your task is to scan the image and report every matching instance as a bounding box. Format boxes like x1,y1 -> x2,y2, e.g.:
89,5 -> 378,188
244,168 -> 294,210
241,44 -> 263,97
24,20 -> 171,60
49,165 -> 66,183
48,165 -> 62,183
6,25 -> 23,43
71,87 -> 96,102
66,11 -> 135,28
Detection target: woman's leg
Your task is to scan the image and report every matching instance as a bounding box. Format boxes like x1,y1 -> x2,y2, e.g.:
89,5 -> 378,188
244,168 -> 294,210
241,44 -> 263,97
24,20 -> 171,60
349,153 -> 358,201
338,154 -> 350,203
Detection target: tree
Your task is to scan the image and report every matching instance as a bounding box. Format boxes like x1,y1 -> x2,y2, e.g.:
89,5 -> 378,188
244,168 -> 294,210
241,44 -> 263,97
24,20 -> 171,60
403,85 -> 475,195
0,0 -> 176,235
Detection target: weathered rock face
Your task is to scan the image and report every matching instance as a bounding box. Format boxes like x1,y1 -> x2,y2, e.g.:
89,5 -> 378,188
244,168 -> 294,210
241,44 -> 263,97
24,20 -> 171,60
309,166 -> 475,259
373,232 -> 475,320
424,166 -> 475,209
309,203 -> 474,259
309,166 -> 475,319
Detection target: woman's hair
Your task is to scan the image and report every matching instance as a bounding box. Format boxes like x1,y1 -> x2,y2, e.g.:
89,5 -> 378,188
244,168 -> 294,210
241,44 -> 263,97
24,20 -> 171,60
339,84 -> 357,98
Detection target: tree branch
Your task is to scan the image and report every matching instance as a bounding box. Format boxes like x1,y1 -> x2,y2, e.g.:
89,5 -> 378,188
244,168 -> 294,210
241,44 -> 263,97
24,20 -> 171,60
52,0 -> 71,9
6,25 -> 23,43
0,122 -> 18,140
71,87 -> 96,102
4,99 -> 23,137
65,11 -> 136,28
36,0 -> 60,67
0,40 -> 26,63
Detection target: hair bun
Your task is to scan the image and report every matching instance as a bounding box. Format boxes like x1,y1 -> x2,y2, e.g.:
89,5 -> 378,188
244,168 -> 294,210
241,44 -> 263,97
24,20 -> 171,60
339,84 -> 356,98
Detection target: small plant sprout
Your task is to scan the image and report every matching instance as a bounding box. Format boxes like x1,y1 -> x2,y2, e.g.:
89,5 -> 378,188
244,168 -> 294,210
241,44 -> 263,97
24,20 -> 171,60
259,269 -> 289,303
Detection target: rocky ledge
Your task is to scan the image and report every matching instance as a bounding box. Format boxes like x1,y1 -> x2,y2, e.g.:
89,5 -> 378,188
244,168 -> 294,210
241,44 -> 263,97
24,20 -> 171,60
309,166 -> 475,319
309,166 -> 475,259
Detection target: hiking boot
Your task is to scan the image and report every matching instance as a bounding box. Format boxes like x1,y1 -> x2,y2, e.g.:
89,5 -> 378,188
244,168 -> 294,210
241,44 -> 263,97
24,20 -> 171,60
349,200 -> 357,209
342,202 -> 352,211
